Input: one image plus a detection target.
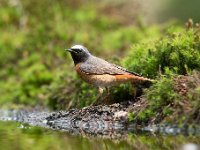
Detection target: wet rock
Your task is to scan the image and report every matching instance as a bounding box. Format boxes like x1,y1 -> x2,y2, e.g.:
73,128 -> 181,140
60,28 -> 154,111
44,102 -> 130,133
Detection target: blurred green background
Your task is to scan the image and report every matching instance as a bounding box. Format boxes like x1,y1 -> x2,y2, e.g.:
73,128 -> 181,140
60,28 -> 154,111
0,0 -> 200,109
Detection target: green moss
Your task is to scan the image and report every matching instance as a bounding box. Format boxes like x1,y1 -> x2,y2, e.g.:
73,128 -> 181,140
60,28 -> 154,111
124,26 -> 200,78
137,76 -> 178,122
146,77 -> 179,107
134,72 -> 200,124
128,112 -> 135,122
120,24 -> 200,123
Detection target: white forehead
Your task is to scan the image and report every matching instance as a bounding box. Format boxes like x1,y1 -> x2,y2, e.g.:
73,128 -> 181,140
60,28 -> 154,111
71,45 -> 85,49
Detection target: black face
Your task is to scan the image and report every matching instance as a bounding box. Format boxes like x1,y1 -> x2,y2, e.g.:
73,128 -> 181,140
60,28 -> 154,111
67,45 -> 91,65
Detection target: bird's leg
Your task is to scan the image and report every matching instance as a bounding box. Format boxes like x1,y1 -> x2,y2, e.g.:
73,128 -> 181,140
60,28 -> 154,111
131,82 -> 137,99
104,87 -> 110,103
93,87 -> 104,105
105,87 -> 110,98
98,87 -> 104,98
131,82 -> 143,99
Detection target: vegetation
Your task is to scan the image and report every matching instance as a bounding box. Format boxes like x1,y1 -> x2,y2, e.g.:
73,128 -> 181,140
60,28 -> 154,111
124,23 -> 200,78
134,73 -> 200,124
0,0 -> 199,124
0,0 -> 161,109
125,21 -> 200,124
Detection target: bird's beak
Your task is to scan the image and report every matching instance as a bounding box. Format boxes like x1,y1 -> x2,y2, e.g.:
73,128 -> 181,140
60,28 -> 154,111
65,48 -> 73,52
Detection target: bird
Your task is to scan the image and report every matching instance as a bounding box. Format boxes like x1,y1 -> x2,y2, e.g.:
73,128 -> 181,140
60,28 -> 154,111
66,45 -> 152,102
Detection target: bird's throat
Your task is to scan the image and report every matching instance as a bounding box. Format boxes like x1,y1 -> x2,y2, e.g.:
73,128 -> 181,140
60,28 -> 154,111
70,53 -> 88,65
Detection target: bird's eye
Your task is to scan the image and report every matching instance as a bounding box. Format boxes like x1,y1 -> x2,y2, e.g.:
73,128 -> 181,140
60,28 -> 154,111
75,49 -> 82,53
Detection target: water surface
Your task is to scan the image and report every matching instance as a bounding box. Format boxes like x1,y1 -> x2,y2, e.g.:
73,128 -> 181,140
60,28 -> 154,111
0,121 -> 199,150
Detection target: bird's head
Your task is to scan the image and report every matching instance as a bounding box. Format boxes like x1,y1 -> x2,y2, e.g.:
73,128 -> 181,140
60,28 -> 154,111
66,45 -> 91,65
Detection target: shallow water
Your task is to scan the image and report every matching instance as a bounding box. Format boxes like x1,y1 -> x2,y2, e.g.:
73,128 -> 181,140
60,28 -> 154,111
0,109 -> 199,150
0,121 -> 199,150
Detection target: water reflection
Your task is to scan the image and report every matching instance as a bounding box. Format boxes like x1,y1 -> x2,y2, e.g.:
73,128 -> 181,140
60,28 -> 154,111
1,110 -> 199,137
0,121 -> 199,150
0,110 -> 199,150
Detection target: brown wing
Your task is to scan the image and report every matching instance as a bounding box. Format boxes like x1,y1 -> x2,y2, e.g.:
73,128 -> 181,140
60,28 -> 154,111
79,56 -> 141,76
